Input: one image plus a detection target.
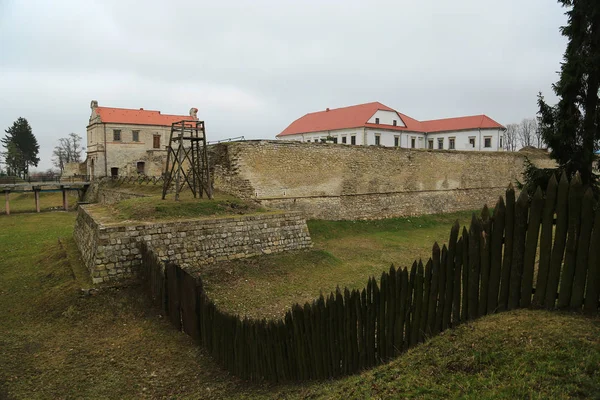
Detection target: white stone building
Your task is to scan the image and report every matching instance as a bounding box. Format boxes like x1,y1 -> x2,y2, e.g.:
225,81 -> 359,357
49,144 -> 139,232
276,102 -> 506,151
85,100 -> 197,178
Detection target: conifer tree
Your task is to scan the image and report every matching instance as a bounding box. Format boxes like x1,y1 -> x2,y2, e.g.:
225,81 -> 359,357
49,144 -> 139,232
1,118 -> 40,178
538,0 -> 600,185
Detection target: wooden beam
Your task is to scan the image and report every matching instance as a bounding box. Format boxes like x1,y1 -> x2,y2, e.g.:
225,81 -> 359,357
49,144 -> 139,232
4,190 -> 9,215
62,187 -> 68,211
34,187 -> 40,213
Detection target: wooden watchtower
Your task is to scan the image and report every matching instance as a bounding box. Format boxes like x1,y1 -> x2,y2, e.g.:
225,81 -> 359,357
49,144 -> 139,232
162,120 -> 212,200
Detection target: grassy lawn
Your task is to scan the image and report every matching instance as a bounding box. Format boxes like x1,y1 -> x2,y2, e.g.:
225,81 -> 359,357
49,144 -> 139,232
92,182 -> 266,223
1,211 -> 598,399
201,211 -> 477,319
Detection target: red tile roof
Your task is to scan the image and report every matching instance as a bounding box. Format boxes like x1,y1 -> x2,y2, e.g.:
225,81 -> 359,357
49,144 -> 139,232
276,102 -> 504,137
93,106 -> 196,127
420,114 -> 504,133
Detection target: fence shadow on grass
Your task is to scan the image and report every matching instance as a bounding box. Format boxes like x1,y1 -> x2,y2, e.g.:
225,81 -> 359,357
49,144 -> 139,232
140,172 -> 600,383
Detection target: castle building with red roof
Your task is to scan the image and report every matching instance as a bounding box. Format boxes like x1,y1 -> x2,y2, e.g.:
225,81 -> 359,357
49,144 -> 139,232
86,100 -> 197,178
276,102 -> 506,151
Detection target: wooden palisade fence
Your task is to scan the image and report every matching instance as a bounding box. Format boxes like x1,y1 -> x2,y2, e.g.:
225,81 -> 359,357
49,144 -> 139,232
140,173 -> 600,382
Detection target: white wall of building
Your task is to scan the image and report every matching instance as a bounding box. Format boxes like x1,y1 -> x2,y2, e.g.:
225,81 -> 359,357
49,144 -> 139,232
277,128 -> 505,152
284,128 -> 367,145
367,110 -> 406,127
426,129 -> 504,151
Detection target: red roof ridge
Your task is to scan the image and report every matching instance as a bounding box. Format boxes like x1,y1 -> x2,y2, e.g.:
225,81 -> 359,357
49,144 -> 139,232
276,103 -> 504,137
421,113 -> 488,123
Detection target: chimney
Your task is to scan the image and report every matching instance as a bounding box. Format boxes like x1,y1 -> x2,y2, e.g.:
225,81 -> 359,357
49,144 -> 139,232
326,108 -> 330,112
90,100 -> 98,110
189,107 -> 199,120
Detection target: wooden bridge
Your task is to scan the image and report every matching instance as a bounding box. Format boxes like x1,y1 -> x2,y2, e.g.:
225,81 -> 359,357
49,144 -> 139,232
1,180 -> 90,214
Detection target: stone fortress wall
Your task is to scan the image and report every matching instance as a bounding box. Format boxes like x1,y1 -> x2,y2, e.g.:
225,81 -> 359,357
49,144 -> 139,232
74,205 -> 312,283
210,141 -> 555,220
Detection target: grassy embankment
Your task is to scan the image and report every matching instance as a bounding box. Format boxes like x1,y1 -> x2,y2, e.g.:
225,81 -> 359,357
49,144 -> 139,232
0,194 -> 598,399
90,182 -> 266,223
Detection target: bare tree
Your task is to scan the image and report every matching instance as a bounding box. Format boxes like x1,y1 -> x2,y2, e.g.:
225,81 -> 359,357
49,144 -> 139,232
518,118 -> 537,148
52,133 -> 83,172
505,123 -> 519,151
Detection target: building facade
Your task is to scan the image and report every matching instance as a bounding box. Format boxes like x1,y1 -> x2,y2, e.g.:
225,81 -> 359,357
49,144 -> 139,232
86,100 -> 197,178
276,102 -> 506,151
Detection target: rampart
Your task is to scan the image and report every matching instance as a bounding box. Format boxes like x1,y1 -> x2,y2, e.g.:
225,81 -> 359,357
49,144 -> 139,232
74,206 -> 312,283
210,141 -> 555,220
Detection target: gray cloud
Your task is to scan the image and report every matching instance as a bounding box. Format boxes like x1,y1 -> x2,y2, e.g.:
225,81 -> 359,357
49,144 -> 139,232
0,0 -> 567,170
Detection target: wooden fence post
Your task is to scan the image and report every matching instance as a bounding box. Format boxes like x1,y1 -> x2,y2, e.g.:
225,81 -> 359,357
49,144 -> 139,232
570,188 -> 594,308
558,173 -> 583,308
521,187 -> 544,308
508,190 -> 529,310
499,184 -> 515,311
533,175 -> 558,307
479,206 -> 492,316
453,237 -> 464,326
435,245 -> 447,334
584,212 -> 600,314
409,261 -> 424,347
420,258 -> 432,341
442,221 -> 459,331
488,197 -> 505,314
461,227 -> 469,320
468,215 -> 481,320
545,173 -> 570,309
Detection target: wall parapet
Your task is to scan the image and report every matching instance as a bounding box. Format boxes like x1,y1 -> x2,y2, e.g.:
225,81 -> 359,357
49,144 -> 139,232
73,205 -> 312,283
210,140 -> 555,220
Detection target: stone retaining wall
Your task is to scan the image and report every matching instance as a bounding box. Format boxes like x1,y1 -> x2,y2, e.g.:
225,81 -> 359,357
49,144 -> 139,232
74,206 -> 312,283
210,141 -> 555,220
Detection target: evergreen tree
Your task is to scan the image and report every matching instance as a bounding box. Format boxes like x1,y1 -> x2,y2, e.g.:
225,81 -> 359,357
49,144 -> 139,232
1,117 -> 40,178
537,0 -> 600,186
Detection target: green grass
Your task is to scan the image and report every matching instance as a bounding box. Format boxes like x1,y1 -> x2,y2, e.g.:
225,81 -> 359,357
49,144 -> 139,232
92,184 -> 267,222
0,191 -> 79,214
1,211 -> 598,399
201,210 -> 477,319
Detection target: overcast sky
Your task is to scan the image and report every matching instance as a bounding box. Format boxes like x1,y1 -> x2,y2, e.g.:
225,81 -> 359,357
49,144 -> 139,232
1,0 -> 567,170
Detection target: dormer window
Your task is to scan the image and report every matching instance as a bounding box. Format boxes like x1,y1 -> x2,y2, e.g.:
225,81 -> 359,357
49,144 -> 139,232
393,120 -> 397,126
375,118 -> 380,124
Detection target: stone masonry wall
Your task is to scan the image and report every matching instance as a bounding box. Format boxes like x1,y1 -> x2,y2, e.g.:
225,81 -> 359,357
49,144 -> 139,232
210,141 -> 556,220
74,206 -> 312,283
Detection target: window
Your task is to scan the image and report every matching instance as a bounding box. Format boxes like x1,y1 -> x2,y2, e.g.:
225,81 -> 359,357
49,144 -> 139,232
394,136 -> 399,147
110,167 -> 119,177
449,137 -> 456,150
132,130 -> 139,142
393,120 -> 397,126
113,130 -> 121,141
137,161 -> 145,174
306,139 -> 311,143
332,137 -> 338,144
438,138 -> 444,149
375,135 -> 381,146
500,136 -> 503,148
351,135 -> 356,145
341,136 -> 347,144
411,137 -> 416,148
484,137 -> 492,148
153,135 -> 161,149
428,139 -> 434,149
469,137 -> 476,148
375,117 -> 380,124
